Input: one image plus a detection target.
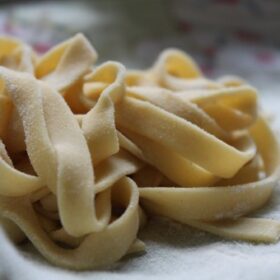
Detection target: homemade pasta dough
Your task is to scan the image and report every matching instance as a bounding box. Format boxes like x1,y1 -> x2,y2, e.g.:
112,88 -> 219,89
0,34 -> 279,270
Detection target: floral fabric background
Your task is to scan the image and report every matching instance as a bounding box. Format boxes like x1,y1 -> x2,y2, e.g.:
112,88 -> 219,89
1,0 -> 280,92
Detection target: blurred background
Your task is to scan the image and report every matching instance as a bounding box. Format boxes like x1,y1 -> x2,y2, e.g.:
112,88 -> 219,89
0,0 -> 280,92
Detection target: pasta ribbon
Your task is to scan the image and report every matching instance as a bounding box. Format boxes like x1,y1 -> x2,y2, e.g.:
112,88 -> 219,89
0,35 -> 279,270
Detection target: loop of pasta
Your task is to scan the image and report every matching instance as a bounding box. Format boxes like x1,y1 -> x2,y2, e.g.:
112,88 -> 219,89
0,34 -> 279,270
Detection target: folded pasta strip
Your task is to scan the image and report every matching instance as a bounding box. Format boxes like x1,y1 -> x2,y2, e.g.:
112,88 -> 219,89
0,34 -> 279,270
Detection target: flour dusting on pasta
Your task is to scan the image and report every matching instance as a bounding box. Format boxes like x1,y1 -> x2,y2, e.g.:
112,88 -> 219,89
0,34 -> 279,270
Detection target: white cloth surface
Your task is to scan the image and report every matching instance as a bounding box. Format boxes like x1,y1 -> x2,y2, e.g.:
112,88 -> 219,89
1,46 -> 280,280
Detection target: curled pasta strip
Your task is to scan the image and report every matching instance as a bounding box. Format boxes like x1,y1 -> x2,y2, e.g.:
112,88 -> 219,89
0,36 -> 35,74
175,85 -> 258,132
116,96 -> 256,178
0,177 -> 139,270
148,49 -> 222,90
36,33 -> 97,92
0,37 -> 36,151
139,117 -> 280,242
0,35 -> 280,271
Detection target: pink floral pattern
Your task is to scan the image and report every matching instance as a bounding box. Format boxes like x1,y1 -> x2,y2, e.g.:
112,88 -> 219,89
0,0 -> 279,80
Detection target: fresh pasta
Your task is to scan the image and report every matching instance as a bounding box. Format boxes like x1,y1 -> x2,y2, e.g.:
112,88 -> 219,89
0,33 -> 279,270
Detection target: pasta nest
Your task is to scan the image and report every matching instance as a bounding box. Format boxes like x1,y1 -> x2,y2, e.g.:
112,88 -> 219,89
0,34 -> 279,270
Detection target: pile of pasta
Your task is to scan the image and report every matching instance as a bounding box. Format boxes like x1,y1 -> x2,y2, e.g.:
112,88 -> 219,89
0,34 -> 280,270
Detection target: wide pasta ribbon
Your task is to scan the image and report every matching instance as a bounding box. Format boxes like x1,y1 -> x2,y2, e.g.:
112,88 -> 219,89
0,36 -> 35,74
